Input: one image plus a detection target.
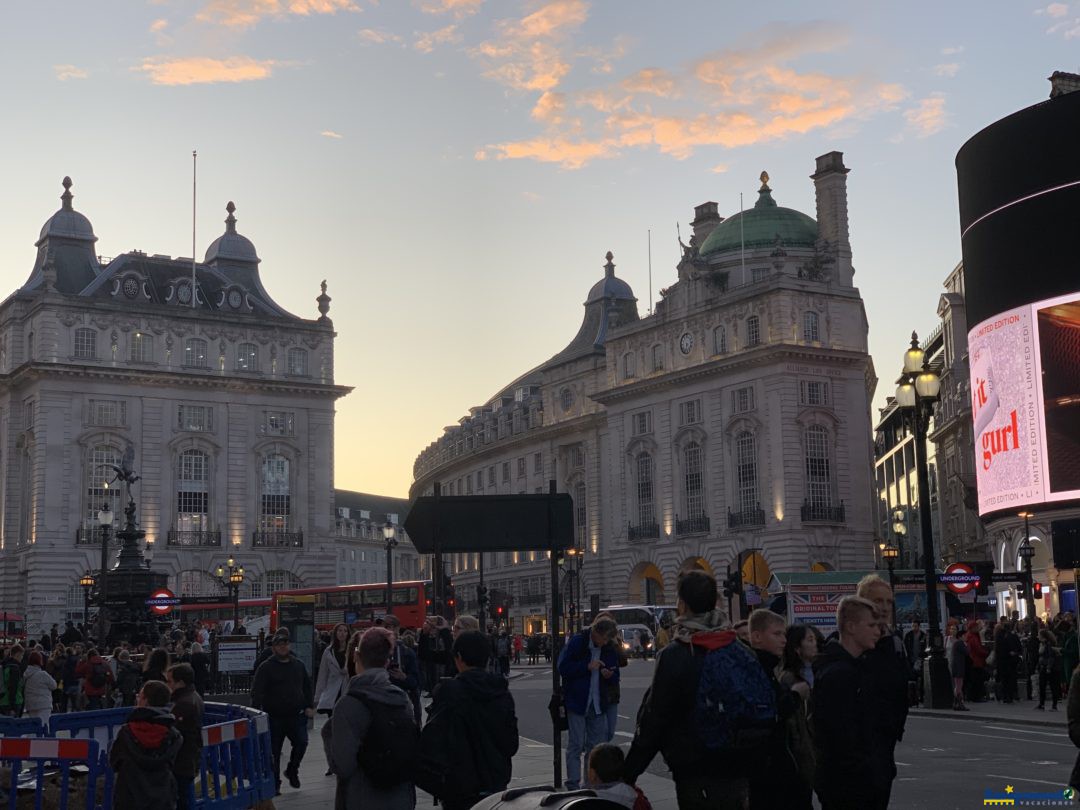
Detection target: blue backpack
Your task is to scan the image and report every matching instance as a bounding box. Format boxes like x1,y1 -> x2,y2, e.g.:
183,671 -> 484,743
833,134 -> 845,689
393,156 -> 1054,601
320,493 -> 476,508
695,638 -> 777,751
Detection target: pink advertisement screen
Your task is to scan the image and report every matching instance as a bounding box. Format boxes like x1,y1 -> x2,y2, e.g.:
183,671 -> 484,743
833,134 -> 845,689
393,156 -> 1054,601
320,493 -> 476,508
969,290 -> 1080,514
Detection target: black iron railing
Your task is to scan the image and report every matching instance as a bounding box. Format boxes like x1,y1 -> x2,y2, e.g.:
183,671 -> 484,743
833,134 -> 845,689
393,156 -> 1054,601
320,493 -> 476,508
167,530 -> 222,547
728,506 -> 766,529
675,514 -> 711,536
627,522 -> 660,542
801,501 -> 845,523
252,530 -> 304,548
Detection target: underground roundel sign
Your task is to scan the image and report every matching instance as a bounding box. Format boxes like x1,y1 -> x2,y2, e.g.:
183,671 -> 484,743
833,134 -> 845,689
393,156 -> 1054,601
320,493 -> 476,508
941,562 -> 978,595
146,588 -> 180,616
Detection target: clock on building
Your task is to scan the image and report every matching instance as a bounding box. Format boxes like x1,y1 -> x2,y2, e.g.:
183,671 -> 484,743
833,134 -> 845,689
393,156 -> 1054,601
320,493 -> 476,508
679,332 -> 694,355
177,284 -> 192,305
122,277 -> 140,298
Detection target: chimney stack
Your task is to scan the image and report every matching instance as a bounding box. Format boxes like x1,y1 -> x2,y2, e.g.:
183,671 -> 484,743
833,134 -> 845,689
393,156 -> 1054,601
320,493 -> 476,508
1049,70 -> 1080,98
690,201 -> 722,248
811,151 -> 853,286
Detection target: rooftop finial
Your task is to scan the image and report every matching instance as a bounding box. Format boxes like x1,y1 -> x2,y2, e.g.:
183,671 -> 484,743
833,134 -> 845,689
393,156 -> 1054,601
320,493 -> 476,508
317,279 -> 332,322
61,176 -> 73,211
604,251 -> 615,277
225,201 -> 237,233
759,171 -> 770,191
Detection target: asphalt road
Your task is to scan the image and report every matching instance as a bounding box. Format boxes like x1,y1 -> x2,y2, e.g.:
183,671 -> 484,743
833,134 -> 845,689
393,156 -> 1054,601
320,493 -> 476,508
508,659 -> 1080,809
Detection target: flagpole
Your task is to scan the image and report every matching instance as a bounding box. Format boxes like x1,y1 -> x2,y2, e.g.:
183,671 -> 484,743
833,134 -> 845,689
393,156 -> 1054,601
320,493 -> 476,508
192,150 -> 197,309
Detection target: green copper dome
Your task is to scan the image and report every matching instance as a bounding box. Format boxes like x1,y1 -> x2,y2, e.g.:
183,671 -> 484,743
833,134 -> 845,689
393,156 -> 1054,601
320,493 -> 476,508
699,183 -> 818,256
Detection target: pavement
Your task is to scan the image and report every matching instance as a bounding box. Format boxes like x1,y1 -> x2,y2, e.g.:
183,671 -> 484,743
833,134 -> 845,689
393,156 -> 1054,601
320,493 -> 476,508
910,694 -> 1068,728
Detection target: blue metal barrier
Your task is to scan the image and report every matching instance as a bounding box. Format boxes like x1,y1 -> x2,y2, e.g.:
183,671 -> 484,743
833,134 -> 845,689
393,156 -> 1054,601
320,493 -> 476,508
0,738 -> 101,810
0,716 -> 45,738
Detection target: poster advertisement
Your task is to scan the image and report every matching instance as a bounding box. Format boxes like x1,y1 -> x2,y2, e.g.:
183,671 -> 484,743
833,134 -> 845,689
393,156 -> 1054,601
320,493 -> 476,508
787,582 -> 941,636
969,290 -> 1080,514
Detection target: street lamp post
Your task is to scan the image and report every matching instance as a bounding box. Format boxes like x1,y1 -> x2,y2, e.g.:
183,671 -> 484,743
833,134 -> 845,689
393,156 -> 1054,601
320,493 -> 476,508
96,503 -> 114,645
566,547 -> 583,633
383,521 -> 398,618
79,572 -> 95,628
883,543 -> 900,628
1018,511 -> 1037,619
216,558 -> 245,629
894,331 -> 951,708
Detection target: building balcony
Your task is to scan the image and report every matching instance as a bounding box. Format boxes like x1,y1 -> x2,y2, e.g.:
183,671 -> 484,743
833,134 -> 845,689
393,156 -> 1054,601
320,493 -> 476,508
728,506 -> 765,529
801,501 -> 846,524
252,530 -> 304,548
627,521 -> 660,542
167,530 -> 222,547
675,514 -> 710,536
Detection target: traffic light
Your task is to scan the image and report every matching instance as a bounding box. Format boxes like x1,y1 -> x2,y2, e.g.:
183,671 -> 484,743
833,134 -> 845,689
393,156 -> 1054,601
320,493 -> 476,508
974,561 -> 994,596
1033,582 -> 1043,599
722,569 -> 743,599
477,584 -> 489,610
1017,581 -> 1028,599
496,605 -> 504,616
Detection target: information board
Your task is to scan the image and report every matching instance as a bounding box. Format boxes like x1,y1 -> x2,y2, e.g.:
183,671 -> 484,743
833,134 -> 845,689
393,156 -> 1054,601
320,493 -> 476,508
277,595 -> 316,677
216,637 -> 258,673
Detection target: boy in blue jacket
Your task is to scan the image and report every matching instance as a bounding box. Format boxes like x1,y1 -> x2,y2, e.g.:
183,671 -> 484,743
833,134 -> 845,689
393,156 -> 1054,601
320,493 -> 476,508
558,617 -> 620,789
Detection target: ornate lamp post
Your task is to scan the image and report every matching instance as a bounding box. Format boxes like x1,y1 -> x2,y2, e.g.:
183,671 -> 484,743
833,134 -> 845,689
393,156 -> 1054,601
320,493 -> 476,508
565,546 -> 583,633
80,572 -> 95,627
383,520 -> 398,617
894,331 -> 949,707
882,543 -> 900,627
216,558 -> 245,629
96,503 -> 114,644
1018,510 -> 1037,619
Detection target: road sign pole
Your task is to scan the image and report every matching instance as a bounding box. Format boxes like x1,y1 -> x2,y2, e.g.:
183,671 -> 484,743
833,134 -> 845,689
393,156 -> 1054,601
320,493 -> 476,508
548,477 -> 563,789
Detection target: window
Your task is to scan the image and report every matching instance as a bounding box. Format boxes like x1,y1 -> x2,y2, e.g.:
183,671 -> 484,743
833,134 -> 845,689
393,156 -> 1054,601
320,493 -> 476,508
74,328 -> 97,360
573,481 -> 587,544
632,411 -> 652,436
88,399 -> 126,428
803,311 -> 820,343
488,466 -> 496,486
751,267 -> 769,283
746,316 -> 761,347
635,452 -> 655,528
805,426 -> 832,508
465,475 -> 473,494
263,411 -> 295,436
800,380 -> 830,406
184,338 -> 208,368
130,333 -> 154,363
175,570 -> 224,598
623,351 -> 636,380
501,462 -> 510,483
570,445 -> 585,469
178,404 -> 212,432
177,449 -> 209,531
713,325 -> 727,354
22,399 -> 35,429
736,431 -> 759,512
517,457 -> 526,477
287,347 -> 308,376
86,444 -> 122,528
476,471 -> 484,491
260,454 -> 291,531
560,388 -> 573,412
236,343 -> 259,372
651,344 -> 664,372
679,399 -> 701,426
684,441 -> 704,518
732,386 -> 755,414
248,570 -> 302,599
533,452 -> 543,475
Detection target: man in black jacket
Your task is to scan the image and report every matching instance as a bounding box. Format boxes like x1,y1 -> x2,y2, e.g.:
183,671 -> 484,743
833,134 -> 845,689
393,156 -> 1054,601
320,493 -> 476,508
418,631 -> 519,810
167,663 -> 204,810
252,630 -> 314,795
813,595 -> 884,810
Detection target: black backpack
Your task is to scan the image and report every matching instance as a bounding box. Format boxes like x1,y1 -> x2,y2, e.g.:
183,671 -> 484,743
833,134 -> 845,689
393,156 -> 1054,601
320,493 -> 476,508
89,661 -> 108,689
353,694 -> 419,789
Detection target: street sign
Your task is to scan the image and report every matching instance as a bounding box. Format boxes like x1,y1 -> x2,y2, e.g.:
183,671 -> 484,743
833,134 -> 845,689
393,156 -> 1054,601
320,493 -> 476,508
146,588 -> 179,615
941,563 -> 977,594
990,571 -> 1030,584
745,584 -> 762,606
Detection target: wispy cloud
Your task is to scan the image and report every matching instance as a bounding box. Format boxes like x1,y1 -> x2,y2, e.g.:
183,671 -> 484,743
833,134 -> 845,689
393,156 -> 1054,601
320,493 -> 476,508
419,0 -> 483,17
622,67 -> 678,97
321,130 -> 344,138
358,27 -> 402,44
150,18 -> 169,33
414,24 -> 461,53
941,45 -> 964,55
196,0 -> 358,29
1037,2 -> 1070,16
136,56 -> 277,85
933,63 -> 960,78
710,163 -> 729,173
54,64 -> 88,81
521,190 -> 542,201
904,93 -> 947,137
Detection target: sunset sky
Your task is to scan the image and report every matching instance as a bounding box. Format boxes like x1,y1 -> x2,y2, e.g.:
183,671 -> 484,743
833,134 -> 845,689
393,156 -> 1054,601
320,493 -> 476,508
2,1 -> 1077,497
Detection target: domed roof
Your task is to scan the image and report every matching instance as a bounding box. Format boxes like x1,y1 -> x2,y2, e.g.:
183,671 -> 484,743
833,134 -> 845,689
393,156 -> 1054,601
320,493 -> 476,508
699,176 -> 817,256
36,177 -> 97,246
586,251 -> 636,304
204,201 -> 259,265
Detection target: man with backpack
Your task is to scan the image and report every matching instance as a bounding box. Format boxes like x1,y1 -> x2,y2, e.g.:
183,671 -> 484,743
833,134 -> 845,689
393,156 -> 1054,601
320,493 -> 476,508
558,617 -> 621,790
75,647 -> 114,710
331,626 -> 416,810
417,631 -> 519,809
0,645 -> 25,716
624,570 -> 771,810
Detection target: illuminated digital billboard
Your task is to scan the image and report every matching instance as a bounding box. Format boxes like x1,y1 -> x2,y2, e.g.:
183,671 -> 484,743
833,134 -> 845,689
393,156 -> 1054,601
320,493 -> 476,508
957,87 -> 1080,517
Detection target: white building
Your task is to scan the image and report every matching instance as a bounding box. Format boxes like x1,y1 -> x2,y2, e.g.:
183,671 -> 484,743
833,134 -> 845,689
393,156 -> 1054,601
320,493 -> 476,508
332,490 -> 425,586
411,153 -> 877,631
2,178 -> 351,632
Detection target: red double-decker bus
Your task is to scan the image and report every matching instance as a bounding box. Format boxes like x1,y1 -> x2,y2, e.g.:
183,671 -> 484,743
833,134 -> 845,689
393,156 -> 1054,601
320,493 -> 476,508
270,580 -> 455,633
177,598 -> 271,629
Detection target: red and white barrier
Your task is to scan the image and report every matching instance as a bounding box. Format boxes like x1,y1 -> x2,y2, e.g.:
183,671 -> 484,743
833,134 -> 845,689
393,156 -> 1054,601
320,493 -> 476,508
0,738 -> 93,760
202,719 -> 249,746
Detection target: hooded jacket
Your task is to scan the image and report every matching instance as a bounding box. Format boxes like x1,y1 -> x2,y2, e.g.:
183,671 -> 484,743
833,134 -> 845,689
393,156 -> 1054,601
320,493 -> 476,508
331,668 -> 416,810
315,644 -> 349,712
418,667 -> 519,810
109,706 -> 183,810
21,665 -> 56,716
624,610 -> 737,784
251,653 -> 312,717
75,655 -> 114,697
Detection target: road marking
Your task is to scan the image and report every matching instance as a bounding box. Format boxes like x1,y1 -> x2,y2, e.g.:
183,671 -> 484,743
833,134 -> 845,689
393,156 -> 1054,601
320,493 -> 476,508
953,731 -> 1074,748
613,731 -> 634,738
985,773 -> 1067,787
618,715 -> 630,720
519,736 -> 551,747
895,762 -> 911,766
982,725 -> 1068,738
1032,761 -> 1059,765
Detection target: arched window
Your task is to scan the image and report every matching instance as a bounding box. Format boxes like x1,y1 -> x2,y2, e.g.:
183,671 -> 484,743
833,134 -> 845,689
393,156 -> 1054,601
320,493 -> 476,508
86,444 -> 122,528
651,344 -> 664,372
236,343 -> 259,372
74,328 -> 97,360
623,352 -> 636,380
746,316 -> 761,347
805,425 -> 832,508
560,387 -> 573,412
713,325 -> 727,354
176,449 -> 209,532
260,454 -> 291,531
635,451 -> 655,528
683,441 -> 704,518
247,569 -> 302,598
287,347 -> 308,376
736,431 -> 759,512
130,332 -> 154,363
184,338 -> 208,368
573,481 -> 587,545
173,570 -> 225,597
803,311 -> 820,343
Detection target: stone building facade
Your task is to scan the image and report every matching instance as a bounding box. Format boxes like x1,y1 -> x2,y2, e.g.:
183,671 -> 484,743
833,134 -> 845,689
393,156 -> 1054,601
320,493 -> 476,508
333,490 -> 425,586
2,178 -> 350,632
411,153 -> 878,631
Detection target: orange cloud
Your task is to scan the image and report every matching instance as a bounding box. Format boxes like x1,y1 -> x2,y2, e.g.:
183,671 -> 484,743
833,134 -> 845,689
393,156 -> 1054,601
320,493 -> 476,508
136,56 -> 277,85
150,18 -> 169,33
485,135 -> 618,169
510,0 -> 587,39
196,0 -> 357,29
904,94 -> 947,137
54,64 -> 88,81
414,24 -> 461,53
531,90 -> 566,123
622,67 -> 677,97
419,0 -> 484,16
358,28 -> 402,44
321,130 -> 343,138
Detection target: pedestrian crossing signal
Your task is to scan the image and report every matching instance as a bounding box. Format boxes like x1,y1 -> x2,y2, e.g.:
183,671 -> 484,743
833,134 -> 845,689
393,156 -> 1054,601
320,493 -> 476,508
1033,582 -> 1043,599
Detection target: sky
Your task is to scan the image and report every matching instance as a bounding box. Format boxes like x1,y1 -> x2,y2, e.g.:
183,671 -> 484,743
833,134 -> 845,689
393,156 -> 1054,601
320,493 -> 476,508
1,1 -> 1078,498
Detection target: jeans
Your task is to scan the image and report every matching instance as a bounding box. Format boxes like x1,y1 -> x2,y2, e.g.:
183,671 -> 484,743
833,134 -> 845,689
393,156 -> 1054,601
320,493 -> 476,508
269,713 -> 309,790
564,709 -> 606,789
603,703 -> 618,742
176,776 -> 194,810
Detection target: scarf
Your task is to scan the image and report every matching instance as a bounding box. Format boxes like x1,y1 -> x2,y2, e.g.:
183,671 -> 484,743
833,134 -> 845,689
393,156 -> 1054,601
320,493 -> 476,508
671,609 -> 728,644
